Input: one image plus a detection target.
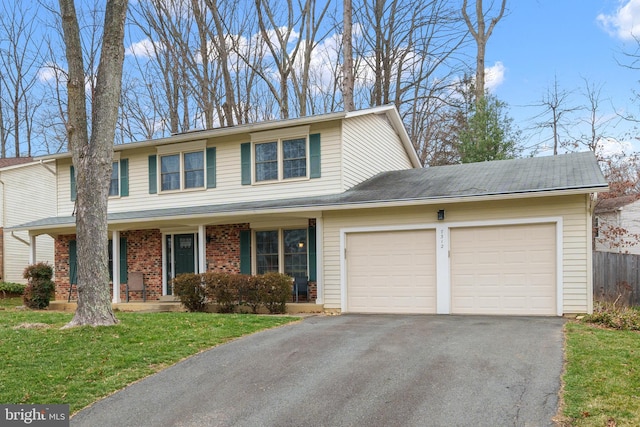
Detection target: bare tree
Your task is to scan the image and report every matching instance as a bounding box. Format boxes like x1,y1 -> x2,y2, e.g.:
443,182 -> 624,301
58,0 -> 128,328
461,0 -> 506,103
342,0 -> 354,112
0,1 -> 44,157
574,78 -> 616,155
531,76 -> 579,155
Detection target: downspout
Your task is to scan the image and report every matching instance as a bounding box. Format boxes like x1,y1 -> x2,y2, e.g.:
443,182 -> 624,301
0,176 -> 4,280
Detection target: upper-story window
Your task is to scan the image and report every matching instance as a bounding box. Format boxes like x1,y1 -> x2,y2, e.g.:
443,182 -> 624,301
149,141 -> 215,194
160,151 -> 205,191
71,157 -> 129,201
245,126 -> 319,185
109,162 -> 120,196
255,138 -> 307,182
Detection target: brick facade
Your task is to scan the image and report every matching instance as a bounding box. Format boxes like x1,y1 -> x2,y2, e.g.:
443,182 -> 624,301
54,221 -> 318,302
205,223 -> 249,273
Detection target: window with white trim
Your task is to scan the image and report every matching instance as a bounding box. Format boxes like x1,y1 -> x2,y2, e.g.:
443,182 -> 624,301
160,150 -> 205,191
254,137 -> 307,182
109,161 -> 120,196
255,228 -> 307,277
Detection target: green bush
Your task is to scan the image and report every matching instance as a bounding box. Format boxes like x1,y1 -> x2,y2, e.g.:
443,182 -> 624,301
0,282 -> 26,297
172,273 -> 206,312
583,301 -> 640,331
203,272 -> 243,313
22,263 -> 55,309
260,272 -> 292,314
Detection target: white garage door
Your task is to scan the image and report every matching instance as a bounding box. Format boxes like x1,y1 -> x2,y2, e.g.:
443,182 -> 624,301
346,230 -> 436,313
450,223 -> 556,315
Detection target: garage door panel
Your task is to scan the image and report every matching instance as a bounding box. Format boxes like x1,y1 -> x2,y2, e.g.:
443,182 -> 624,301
347,230 -> 436,314
451,223 -> 556,316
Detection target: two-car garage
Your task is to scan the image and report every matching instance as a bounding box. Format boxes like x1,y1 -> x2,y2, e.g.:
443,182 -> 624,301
344,223 -> 558,316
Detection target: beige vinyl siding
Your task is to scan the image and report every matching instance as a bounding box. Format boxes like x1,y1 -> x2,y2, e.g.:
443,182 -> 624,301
342,115 -> 414,190
2,162 -> 56,283
322,194 -> 591,314
58,123 -> 344,215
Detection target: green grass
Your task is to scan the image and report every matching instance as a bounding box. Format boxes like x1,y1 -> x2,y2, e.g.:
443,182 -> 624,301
0,296 -> 23,309
561,322 -> 640,426
0,308 -> 298,414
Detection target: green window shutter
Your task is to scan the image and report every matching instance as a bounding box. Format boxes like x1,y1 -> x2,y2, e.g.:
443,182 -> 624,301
239,229 -> 251,274
241,143 -> 251,185
148,155 -> 157,194
308,226 -> 317,281
69,240 -> 77,284
70,165 -> 77,201
206,147 -> 216,188
120,237 -> 128,284
309,133 -> 321,178
120,159 -> 129,197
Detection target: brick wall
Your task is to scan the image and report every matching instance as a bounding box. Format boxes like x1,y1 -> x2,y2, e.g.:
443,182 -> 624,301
54,234 -> 74,301
122,229 -> 163,300
205,223 -> 249,273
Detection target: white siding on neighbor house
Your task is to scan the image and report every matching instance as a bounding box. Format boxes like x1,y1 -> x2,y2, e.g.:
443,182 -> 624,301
57,122 -> 345,216
2,162 -> 56,283
321,194 -> 592,314
595,201 -> 640,255
342,114 -> 414,190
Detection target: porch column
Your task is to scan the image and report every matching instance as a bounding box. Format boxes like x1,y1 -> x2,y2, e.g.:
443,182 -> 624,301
112,230 -> 121,303
315,217 -> 323,304
29,234 -> 37,265
198,225 -> 206,273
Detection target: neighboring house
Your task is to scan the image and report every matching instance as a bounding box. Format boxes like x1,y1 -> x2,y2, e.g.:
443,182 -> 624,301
0,157 -> 56,283
11,106 -> 608,315
594,194 -> 640,254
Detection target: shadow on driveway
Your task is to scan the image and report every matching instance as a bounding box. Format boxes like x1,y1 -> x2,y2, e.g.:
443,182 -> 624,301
71,315 -> 565,427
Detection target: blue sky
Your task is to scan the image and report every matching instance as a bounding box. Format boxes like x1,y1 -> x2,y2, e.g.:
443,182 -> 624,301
482,0 -> 640,156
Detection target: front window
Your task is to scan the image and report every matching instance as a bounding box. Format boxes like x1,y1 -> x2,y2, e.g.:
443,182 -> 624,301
256,230 -> 279,274
253,136 -> 307,182
255,142 -> 278,182
161,154 -> 180,191
109,162 -> 119,196
283,138 -> 306,179
255,228 -> 307,276
283,229 -> 307,277
184,152 -> 204,188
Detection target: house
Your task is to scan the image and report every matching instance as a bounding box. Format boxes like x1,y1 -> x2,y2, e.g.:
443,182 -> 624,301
594,194 -> 640,254
11,106 -> 608,315
0,157 -> 56,283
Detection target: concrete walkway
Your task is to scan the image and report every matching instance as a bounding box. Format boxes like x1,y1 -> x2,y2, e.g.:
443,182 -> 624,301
71,315 -> 565,427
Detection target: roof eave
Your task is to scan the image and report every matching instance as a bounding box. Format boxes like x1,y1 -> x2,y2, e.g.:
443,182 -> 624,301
17,185 -> 606,235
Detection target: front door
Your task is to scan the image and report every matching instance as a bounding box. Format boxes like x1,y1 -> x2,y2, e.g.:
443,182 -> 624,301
166,233 -> 197,295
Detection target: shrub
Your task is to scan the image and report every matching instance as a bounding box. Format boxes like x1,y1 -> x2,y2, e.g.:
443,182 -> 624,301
22,263 -> 55,309
260,272 -> 292,314
172,273 -> 206,312
203,273 -> 238,313
583,301 -> 640,331
0,282 -> 26,297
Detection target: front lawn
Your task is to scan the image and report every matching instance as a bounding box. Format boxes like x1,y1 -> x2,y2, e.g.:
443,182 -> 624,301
0,308 -> 298,414
561,322 -> 640,426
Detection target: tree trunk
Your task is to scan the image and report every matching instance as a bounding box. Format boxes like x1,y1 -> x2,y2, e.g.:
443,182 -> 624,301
461,0 -> 506,103
59,0 -> 128,328
343,0 -> 354,111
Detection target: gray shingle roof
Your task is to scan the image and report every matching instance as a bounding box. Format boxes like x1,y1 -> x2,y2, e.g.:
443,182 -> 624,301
12,151 -> 607,231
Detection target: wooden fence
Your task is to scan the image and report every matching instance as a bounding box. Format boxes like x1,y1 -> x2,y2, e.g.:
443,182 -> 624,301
593,251 -> 640,306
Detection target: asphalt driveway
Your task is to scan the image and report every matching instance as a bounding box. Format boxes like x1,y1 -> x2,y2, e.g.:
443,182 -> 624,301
71,315 -> 565,427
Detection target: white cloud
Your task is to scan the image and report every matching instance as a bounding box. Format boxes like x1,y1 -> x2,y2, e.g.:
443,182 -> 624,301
126,38 -> 161,58
485,61 -> 506,92
597,0 -> 640,40
596,137 -> 634,158
37,64 -> 58,83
